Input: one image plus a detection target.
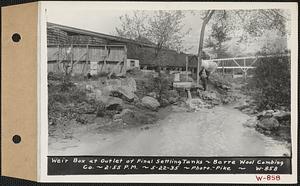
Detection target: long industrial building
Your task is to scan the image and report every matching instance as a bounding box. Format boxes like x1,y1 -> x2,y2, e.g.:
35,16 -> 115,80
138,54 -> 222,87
47,22 -> 201,75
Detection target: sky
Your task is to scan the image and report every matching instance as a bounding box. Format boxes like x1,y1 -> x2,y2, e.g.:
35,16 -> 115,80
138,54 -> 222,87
44,2 -> 211,54
44,2 -> 293,55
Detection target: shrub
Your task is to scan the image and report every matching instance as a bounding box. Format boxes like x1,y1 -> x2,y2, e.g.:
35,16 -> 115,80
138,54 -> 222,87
248,54 -> 290,111
91,72 -> 109,80
48,79 -> 94,126
48,72 -> 65,81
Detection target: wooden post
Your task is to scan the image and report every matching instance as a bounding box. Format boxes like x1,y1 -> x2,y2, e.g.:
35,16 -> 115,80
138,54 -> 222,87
197,57 -> 200,85
70,44 -> 73,75
86,45 -> 89,74
81,45 -> 89,75
123,45 -> 127,74
243,58 -> 246,80
244,70 -> 247,81
222,61 -> 225,75
185,56 -> 188,81
103,45 -> 107,73
187,88 -> 192,99
108,60 -> 123,78
56,45 -> 60,72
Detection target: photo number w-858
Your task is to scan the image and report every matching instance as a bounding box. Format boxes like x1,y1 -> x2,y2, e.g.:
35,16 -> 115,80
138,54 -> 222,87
256,175 -> 281,182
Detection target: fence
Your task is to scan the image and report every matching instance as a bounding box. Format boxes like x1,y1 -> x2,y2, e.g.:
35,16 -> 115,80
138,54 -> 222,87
203,54 -> 291,79
47,44 -> 127,75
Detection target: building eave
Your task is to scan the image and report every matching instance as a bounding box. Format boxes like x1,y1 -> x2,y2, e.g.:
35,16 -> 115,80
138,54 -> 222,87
47,22 -> 156,48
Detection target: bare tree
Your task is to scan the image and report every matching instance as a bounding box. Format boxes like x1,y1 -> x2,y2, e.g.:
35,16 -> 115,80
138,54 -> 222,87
116,10 -> 190,72
116,11 -> 149,41
147,11 -> 189,56
195,9 -> 289,83
196,10 -> 215,84
205,11 -> 231,58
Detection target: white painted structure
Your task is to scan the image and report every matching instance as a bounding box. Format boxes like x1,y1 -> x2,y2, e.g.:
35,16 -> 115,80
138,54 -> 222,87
126,59 -> 140,69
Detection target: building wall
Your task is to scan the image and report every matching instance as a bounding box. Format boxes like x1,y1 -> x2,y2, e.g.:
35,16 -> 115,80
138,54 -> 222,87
48,62 -> 89,75
48,45 -> 126,62
47,24 -> 201,75
48,61 -> 126,75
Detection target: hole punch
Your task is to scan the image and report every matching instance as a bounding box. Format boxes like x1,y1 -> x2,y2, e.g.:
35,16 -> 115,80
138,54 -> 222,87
12,135 -> 21,144
12,33 -> 21,42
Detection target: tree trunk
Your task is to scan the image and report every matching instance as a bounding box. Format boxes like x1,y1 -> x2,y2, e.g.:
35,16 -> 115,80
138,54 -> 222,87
154,47 -> 162,75
197,10 -> 215,85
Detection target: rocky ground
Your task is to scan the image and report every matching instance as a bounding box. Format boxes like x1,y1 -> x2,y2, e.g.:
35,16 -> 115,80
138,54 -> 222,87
48,70 -> 180,140
236,98 -> 291,143
48,70 -> 291,155
49,96 -> 290,156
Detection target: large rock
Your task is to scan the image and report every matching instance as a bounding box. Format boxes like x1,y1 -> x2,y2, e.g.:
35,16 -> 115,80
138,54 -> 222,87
273,110 -> 291,121
257,110 -> 283,120
106,79 -> 122,87
94,95 -> 123,110
110,86 -> 135,101
243,117 -> 258,128
122,77 -> 137,92
105,97 -> 124,110
141,96 -> 160,111
257,117 -> 280,130
147,92 -> 158,99
100,78 -> 137,101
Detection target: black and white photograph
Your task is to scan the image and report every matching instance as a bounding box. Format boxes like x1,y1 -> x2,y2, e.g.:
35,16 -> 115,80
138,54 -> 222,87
1,1 -> 298,184
40,1 -> 297,182
47,4 -> 292,156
